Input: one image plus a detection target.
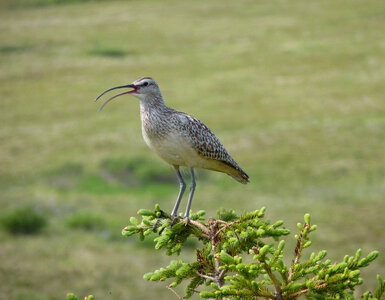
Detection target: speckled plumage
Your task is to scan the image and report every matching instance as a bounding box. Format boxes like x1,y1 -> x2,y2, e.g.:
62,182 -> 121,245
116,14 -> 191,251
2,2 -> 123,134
137,81 -> 249,184
96,77 -> 249,221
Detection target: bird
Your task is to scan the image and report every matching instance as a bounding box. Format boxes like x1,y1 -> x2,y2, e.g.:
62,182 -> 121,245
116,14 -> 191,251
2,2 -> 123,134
95,77 -> 249,223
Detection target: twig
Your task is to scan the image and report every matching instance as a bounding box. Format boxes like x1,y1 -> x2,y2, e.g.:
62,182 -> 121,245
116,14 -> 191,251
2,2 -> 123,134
216,219 -> 229,225
208,219 -> 224,300
189,288 -> 201,294
252,247 -> 283,298
197,272 -> 215,281
167,285 -> 185,299
218,269 -> 226,281
189,219 -> 210,236
209,221 -> 222,285
214,220 -> 239,238
265,265 -> 282,297
287,282 -> 328,298
288,223 -> 310,281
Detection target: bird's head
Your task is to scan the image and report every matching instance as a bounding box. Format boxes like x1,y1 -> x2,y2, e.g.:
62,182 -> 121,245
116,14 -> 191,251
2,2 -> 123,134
95,77 -> 161,111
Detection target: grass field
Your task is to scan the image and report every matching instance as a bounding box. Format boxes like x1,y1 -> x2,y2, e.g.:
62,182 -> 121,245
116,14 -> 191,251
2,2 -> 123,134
1,0 -> 385,298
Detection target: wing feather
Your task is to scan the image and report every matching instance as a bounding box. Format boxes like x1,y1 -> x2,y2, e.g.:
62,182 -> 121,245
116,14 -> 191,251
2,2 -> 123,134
176,113 -> 249,183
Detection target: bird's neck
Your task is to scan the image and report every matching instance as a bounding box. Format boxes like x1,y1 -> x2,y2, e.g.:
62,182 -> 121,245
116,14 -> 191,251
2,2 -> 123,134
139,94 -> 172,140
139,93 -> 169,115
140,93 -> 166,109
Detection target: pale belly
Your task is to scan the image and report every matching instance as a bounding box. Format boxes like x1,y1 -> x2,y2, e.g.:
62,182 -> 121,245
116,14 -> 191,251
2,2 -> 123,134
142,130 -> 206,168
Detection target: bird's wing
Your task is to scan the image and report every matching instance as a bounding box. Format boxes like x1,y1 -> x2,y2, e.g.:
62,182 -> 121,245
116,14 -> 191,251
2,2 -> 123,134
168,110 -> 249,183
176,112 -> 247,173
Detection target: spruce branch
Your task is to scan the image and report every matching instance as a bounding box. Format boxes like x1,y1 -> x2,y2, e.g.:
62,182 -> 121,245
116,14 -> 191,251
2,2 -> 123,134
122,205 -> 382,299
67,294 -> 94,300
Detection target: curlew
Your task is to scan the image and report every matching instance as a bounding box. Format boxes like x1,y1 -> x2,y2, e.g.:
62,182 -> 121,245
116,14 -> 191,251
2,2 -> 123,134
95,77 -> 249,223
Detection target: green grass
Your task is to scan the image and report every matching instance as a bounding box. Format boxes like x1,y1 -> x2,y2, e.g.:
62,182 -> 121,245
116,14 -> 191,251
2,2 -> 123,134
66,212 -> 106,231
0,205 -> 48,235
0,0 -> 384,298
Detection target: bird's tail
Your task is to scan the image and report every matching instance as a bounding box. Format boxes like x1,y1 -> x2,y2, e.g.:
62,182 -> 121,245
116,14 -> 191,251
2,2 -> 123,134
219,160 -> 249,184
228,167 -> 249,184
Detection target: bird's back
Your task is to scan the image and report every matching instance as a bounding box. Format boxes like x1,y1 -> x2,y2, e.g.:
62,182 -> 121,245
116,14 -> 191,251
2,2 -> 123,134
175,112 -> 249,184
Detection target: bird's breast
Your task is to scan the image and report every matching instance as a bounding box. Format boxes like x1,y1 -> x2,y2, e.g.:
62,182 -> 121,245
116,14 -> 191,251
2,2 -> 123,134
141,125 -> 204,168
140,107 -> 209,168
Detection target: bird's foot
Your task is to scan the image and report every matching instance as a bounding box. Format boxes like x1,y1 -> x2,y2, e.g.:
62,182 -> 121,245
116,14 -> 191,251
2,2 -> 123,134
157,209 -> 168,218
182,211 -> 191,225
170,215 -> 190,226
170,215 -> 182,226
153,209 -> 169,231
153,219 -> 161,231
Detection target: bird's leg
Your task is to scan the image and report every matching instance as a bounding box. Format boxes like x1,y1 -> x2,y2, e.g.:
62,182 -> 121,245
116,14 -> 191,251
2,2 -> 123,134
183,168 -> 196,224
171,166 -> 186,218
154,167 -> 185,231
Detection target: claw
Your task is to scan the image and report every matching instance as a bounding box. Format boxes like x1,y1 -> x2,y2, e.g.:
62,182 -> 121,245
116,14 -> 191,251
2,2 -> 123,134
170,215 -> 190,226
153,219 -> 162,230
170,216 -> 180,227
158,209 -> 168,218
153,210 -> 169,232
158,226 -> 166,235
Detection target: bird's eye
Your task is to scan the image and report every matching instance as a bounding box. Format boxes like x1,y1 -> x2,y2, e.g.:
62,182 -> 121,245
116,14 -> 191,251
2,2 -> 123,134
143,82 -> 149,87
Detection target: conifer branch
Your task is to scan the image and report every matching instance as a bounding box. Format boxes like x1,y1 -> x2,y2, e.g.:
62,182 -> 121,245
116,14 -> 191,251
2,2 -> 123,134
252,246 -> 283,298
209,219 -> 223,288
288,221 -> 311,281
119,205 -> 383,300
189,219 -> 210,236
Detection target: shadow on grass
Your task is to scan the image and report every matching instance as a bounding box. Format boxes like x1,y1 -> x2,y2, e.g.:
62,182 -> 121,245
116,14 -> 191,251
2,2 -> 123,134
87,47 -> 128,58
0,45 -> 35,55
3,0 -> 118,10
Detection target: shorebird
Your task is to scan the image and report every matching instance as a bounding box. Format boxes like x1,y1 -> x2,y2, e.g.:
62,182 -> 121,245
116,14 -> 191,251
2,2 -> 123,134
95,77 -> 249,223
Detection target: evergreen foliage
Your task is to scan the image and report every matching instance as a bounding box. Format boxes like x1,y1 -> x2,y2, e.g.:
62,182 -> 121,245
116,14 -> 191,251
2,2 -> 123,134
121,205 -> 384,299
67,293 -> 94,300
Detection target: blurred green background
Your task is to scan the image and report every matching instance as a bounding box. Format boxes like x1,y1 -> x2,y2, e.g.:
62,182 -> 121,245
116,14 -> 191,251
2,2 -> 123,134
1,0 -> 384,299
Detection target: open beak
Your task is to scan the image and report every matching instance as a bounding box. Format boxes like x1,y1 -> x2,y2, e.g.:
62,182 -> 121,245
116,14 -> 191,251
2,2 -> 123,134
95,84 -> 136,112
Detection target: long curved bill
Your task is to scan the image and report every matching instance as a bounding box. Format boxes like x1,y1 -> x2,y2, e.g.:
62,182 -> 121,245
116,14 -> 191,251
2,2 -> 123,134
95,84 -> 135,111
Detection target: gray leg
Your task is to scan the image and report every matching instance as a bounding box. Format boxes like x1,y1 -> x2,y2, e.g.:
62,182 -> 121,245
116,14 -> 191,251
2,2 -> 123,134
184,168 -> 196,221
171,166 -> 186,217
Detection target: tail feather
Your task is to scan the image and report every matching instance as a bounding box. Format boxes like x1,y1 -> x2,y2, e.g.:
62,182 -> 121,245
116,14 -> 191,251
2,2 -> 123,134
220,160 -> 249,184
229,168 -> 249,184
